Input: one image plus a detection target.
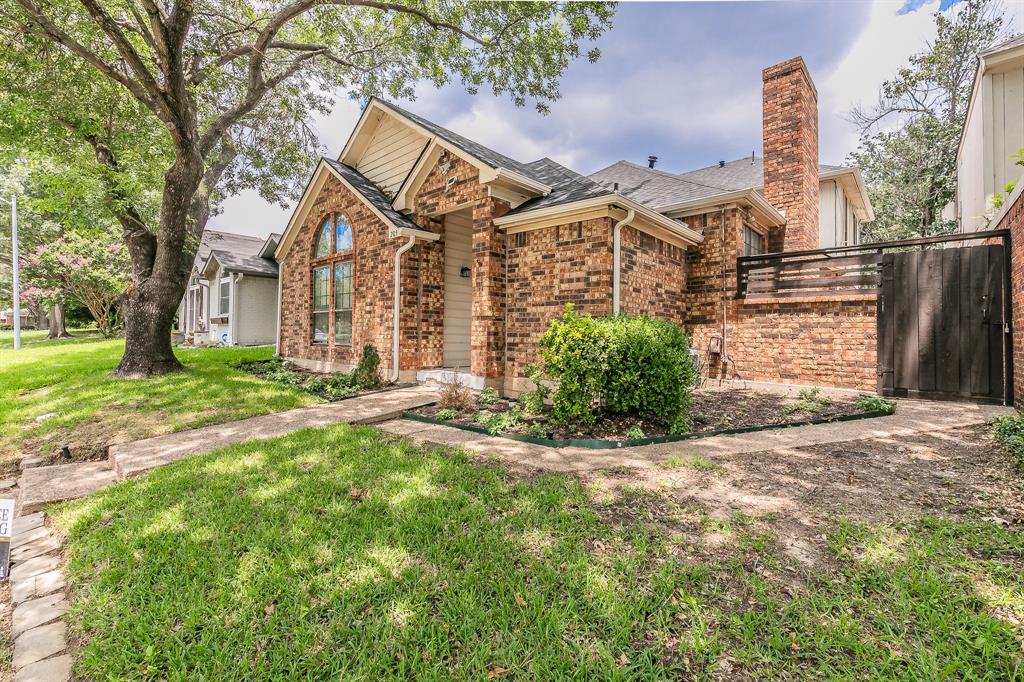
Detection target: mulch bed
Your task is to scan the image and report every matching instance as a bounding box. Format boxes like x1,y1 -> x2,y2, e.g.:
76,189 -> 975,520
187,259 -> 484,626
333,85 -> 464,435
411,388 -> 869,443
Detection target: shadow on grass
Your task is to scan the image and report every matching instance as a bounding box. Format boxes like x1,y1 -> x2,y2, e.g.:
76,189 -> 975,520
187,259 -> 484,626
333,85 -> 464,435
53,425 -> 1024,680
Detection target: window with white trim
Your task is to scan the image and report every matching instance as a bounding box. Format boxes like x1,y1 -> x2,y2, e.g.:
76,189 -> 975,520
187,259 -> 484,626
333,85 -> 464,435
219,278 -> 230,315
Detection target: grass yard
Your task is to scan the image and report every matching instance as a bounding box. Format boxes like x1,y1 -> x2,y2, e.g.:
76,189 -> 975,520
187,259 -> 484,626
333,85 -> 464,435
0,330 -> 317,474
52,425 -> 1024,680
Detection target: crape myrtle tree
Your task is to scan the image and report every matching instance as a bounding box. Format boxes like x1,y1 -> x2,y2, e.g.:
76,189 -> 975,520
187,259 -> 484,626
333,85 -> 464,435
0,0 -> 615,376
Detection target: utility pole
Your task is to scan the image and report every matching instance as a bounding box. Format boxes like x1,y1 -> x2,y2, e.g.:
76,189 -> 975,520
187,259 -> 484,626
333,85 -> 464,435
9,196 -> 18,351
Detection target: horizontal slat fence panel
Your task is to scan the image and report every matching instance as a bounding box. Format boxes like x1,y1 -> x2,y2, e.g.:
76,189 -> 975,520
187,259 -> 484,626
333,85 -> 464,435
739,251 -> 882,298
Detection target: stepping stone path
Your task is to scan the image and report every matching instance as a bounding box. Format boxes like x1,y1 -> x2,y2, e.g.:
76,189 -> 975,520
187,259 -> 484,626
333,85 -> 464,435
7,512 -> 72,682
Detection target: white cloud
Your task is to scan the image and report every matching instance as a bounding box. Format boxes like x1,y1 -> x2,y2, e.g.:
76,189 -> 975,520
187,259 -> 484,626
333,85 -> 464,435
818,0 -> 1024,164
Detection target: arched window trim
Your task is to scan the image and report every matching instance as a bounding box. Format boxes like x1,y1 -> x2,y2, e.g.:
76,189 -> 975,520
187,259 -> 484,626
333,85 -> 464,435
310,212 -> 355,346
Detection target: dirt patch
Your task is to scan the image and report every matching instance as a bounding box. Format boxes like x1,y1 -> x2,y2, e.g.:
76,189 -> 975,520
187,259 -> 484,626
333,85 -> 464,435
412,388 -> 873,442
575,423 -> 1024,575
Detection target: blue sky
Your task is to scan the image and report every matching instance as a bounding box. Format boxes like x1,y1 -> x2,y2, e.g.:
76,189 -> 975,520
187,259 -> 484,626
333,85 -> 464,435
213,0 -> 1023,238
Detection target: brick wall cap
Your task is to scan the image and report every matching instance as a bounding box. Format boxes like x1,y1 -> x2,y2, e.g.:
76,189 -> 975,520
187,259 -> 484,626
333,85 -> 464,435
762,56 -> 818,100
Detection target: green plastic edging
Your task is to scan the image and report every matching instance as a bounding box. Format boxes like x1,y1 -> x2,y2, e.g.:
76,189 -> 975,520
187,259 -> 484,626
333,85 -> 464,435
399,408 -> 896,449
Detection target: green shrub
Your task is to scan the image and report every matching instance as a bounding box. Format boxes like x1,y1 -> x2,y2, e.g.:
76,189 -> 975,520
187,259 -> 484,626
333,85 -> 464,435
473,407 -> 521,435
518,363 -> 550,416
784,387 -> 830,414
602,315 -> 695,432
855,394 -> 896,414
478,387 -> 498,408
525,422 -> 549,439
354,344 -> 382,389
993,414 -> 1024,464
626,426 -> 645,440
538,305 -> 607,425
537,305 -> 695,432
435,408 -> 458,421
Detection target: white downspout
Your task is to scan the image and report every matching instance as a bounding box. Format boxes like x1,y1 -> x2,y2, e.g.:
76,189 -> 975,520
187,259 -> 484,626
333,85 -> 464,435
391,235 -> 417,382
612,208 -> 636,315
274,262 -> 283,355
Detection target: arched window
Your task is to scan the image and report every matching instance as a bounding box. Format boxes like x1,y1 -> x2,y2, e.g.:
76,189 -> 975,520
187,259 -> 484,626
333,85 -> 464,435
311,213 -> 354,346
314,217 -> 331,258
335,216 -> 353,254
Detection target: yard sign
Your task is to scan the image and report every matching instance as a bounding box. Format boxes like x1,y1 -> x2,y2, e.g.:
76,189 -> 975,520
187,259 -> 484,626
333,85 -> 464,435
0,499 -> 14,580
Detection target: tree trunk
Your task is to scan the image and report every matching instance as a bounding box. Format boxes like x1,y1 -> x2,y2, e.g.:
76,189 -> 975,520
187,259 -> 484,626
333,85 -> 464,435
48,303 -> 70,339
114,152 -> 205,377
114,275 -> 187,376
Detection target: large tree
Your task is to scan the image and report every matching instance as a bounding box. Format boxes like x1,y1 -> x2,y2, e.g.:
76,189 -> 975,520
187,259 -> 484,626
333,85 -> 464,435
849,0 -> 1008,241
0,0 -> 614,376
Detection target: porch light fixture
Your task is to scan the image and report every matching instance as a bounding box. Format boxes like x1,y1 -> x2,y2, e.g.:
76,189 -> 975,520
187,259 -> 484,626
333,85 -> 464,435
459,266 -> 471,278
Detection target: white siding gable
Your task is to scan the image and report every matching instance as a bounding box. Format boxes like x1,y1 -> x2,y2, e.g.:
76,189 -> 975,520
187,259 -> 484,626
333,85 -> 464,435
355,116 -> 429,199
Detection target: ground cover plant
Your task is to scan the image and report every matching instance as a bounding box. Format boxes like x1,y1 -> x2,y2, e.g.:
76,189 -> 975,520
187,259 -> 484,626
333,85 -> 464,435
994,414 -> 1024,465
0,331 -> 315,474
411,389 -> 895,443
235,343 -> 388,401
52,424 -> 1024,679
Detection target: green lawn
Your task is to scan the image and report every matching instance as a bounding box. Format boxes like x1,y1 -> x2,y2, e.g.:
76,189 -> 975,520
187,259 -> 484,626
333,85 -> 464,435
52,425 -> 1024,680
0,330 -> 318,474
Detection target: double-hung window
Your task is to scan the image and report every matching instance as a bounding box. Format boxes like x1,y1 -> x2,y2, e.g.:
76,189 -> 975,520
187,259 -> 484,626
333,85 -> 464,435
311,213 -> 354,345
219,278 -> 230,316
743,225 -> 766,257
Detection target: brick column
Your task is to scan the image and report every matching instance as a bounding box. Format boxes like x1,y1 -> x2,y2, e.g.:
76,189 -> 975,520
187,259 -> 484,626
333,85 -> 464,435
996,190 -> 1024,405
471,197 -> 510,379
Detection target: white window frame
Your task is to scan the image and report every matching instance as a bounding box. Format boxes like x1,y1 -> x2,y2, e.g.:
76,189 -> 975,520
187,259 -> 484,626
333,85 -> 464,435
219,277 -> 231,316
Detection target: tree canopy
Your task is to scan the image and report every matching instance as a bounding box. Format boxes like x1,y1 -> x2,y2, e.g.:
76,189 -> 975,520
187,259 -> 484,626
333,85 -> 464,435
849,0 -> 1008,241
0,0 -> 615,374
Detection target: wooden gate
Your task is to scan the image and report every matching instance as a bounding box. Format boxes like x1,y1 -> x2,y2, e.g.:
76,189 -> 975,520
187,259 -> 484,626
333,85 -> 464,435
877,243 -> 1010,403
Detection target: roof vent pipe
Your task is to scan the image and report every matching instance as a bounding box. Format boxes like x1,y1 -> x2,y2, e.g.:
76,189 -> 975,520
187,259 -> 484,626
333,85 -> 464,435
719,160 -> 725,168
647,155 -> 658,169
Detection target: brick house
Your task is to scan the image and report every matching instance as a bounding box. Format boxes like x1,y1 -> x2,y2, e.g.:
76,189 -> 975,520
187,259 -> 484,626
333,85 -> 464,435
275,56 -> 876,393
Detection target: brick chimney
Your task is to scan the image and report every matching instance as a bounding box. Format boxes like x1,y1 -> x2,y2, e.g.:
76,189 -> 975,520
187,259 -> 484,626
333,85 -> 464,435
762,57 -> 819,251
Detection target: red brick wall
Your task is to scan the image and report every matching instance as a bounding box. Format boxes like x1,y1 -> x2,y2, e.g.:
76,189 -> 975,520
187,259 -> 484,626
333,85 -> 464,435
505,218 -> 614,381
619,225 -> 687,318
278,174 -> 439,374
763,56 -> 819,252
728,297 -> 878,389
995,190 -> 1024,405
683,206 -> 877,391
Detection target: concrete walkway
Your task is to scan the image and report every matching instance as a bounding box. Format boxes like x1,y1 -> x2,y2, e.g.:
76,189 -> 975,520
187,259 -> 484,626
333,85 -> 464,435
378,399 -> 1013,473
16,386 -> 438,513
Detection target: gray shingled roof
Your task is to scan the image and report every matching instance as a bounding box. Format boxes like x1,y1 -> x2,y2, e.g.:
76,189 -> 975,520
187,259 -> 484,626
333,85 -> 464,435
207,249 -> 279,277
322,158 -> 423,232
588,157 -> 851,209
506,158 -> 612,214
193,230 -> 266,272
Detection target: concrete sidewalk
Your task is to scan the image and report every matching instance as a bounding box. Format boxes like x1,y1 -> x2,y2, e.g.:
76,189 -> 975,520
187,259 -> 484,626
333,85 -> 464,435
378,399 -> 1012,473
17,386 -> 438,513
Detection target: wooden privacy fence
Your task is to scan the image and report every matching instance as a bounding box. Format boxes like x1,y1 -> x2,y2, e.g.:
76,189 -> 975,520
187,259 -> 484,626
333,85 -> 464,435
736,231 -> 1010,300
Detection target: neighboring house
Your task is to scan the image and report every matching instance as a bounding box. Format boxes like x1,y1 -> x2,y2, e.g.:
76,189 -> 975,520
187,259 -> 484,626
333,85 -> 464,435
956,34 -> 1024,232
178,230 -> 281,346
0,308 -> 42,330
275,56 -> 876,392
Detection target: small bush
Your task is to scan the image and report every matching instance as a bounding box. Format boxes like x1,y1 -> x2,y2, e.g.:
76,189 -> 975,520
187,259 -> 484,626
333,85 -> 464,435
478,387 -> 499,408
538,305 -> 607,425
784,387 -> 830,414
855,394 -> 896,414
602,315 -> 695,432
626,426 -> 645,440
538,305 -> 695,431
518,363 -> 550,416
993,414 -> 1024,464
354,344 -> 382,389
438,374 -> 475,411
435,408 -> 458,421
525,422 -> 548,439
478,406 -> 521,435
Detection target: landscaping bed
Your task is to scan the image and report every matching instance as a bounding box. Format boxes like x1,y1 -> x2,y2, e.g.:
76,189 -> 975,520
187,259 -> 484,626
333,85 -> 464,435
233,345 -> 396,402
407,387 -> 895,447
